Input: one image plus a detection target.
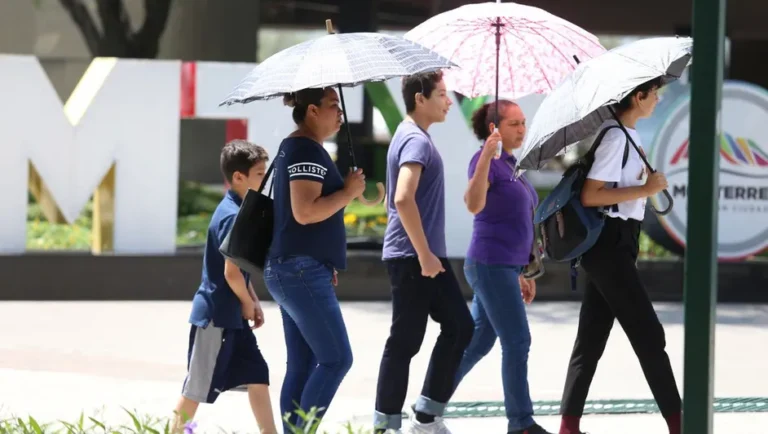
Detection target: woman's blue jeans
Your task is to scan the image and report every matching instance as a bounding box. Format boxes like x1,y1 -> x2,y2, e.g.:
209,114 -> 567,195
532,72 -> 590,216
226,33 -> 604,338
454,258 -> 535,432
263,255 -> 353,432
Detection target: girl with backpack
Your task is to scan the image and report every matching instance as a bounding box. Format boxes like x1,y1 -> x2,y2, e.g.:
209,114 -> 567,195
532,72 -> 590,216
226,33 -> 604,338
558,78 -> 682,434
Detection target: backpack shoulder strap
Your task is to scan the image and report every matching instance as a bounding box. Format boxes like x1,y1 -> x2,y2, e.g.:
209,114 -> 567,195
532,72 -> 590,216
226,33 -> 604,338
621,136 -> 630,169
609,130 -> 631,212
584,124 -> 622,163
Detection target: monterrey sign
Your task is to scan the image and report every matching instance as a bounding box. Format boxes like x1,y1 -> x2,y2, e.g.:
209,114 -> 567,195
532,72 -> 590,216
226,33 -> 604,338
648,81 -> 768,260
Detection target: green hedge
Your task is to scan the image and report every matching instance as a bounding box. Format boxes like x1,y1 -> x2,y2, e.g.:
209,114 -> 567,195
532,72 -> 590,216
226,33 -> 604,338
25,181 -> 682,259
27,182 -> 224,249
25,181 -> 388,250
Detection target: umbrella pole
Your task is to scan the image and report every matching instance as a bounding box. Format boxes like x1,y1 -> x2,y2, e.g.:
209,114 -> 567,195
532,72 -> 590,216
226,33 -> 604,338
325,20 -> 358,169
325,19 -> 385,206
335,83 -> 358,169
493,16 -> 503,158
495,17 -> 501,124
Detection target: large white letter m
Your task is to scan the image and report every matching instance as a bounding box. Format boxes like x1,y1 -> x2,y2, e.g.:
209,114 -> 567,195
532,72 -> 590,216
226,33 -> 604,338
0,55 -> 181,254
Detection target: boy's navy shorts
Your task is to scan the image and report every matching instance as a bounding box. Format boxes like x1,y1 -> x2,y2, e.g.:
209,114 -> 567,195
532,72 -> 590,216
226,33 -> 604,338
181,320 -> 269,404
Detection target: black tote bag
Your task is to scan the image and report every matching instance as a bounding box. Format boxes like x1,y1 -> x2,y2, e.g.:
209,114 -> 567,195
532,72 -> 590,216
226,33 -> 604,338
218,147 -> 279,275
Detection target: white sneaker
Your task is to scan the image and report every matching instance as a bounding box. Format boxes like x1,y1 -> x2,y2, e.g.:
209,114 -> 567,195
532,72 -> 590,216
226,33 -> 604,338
404,414 -> 452,434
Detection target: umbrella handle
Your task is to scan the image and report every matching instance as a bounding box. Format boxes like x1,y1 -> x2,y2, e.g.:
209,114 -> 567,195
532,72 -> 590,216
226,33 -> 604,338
358,179 -> 386,206
649,171 -> 675,216
350,165 -> 385,206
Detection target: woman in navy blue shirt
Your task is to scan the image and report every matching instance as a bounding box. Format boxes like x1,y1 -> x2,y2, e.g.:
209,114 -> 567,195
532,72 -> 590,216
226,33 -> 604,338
264,87 -> 366,431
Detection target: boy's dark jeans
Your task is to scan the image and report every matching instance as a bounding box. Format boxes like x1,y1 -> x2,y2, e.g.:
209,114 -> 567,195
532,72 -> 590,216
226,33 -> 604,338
373,257 -> 474,430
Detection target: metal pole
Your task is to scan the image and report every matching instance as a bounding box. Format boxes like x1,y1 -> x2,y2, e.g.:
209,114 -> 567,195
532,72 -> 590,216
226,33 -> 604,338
683,0 -> 726,432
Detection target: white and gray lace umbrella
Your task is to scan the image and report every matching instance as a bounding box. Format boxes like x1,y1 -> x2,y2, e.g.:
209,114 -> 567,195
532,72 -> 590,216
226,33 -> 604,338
516,36 -> 693,172
220,32 -> 457,105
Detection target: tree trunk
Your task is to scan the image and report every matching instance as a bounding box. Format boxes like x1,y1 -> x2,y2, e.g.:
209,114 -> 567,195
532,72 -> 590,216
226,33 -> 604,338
59,0 -> 172,59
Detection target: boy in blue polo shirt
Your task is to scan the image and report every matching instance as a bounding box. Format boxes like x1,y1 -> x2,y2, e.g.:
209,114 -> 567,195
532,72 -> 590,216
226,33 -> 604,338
173,139 -> 277,434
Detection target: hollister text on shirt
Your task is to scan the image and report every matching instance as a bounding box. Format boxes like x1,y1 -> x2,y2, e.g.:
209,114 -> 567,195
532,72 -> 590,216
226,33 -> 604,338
288,162 -> 328,180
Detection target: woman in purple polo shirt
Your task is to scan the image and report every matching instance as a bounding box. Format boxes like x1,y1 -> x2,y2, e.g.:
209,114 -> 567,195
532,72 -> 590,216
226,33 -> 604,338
452,100 -> 553,434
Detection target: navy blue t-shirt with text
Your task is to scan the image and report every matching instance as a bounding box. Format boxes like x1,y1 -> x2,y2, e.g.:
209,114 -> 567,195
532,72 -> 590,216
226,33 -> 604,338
269,136 -> 347,270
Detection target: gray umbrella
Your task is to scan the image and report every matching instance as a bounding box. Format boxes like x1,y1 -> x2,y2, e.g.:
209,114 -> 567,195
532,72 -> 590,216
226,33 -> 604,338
516,36 -> 693,172
220,22 -> 457,206
219,31 -> 457,105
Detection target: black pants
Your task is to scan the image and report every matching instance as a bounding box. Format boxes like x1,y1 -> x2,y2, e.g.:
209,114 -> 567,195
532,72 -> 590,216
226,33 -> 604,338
560,217 -> 682,418
375,257 -> 474,416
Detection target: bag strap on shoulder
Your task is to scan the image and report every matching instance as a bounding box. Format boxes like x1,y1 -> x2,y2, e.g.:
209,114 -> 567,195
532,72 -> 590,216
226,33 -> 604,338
608,132 -> 632,212
582,125 -> 631,213
584,125 -> 622,163
621,138 -> 630,169
257,142 -> 285,197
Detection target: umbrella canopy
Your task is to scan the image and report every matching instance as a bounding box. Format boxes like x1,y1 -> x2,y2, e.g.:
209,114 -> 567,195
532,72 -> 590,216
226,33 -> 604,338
402,1 -> 606,100
220,32 -> 457,105
516,36 -> 693,171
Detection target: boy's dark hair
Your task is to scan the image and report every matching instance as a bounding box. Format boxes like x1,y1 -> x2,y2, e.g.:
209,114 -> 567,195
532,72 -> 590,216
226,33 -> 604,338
614,77 -> 664,114
402,70 -> 444,114
471,100 -> 519,141
220,139 -> 269,183
283,88 -> 328,124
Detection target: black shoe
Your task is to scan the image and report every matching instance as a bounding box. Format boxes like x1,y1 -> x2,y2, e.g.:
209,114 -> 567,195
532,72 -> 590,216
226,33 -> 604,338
508,423 -> 556,434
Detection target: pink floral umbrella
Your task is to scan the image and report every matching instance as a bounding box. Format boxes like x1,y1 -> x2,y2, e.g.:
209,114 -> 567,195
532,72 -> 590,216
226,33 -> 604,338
403,1 -> 606,101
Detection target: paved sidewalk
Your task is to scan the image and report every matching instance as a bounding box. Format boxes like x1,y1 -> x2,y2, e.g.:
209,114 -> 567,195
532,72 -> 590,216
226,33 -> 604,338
0,301 -> 766,433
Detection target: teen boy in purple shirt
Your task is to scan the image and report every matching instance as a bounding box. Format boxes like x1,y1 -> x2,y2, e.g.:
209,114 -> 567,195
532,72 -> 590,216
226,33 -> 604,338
451,101 -> 554,434
373,71 -> 474,434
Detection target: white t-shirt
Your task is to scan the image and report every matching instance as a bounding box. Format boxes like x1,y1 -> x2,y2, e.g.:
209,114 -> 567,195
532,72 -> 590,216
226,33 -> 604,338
586,120 -> 648,221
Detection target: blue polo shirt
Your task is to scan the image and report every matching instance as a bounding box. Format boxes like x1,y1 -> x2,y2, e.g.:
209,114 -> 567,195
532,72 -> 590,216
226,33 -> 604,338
189,190 -> 249,329
268,136 -> 347,270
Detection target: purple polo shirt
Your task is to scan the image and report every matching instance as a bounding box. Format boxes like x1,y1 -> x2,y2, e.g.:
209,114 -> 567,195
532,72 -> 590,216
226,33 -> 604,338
466,150 -> 538,266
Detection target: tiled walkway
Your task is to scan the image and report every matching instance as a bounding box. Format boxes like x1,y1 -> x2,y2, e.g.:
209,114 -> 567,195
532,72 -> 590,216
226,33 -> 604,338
1,301 -> 766,433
